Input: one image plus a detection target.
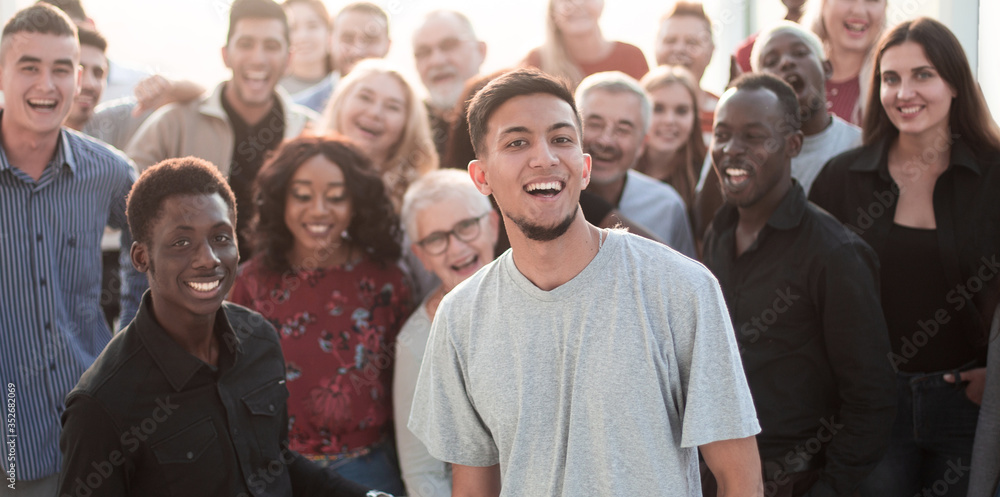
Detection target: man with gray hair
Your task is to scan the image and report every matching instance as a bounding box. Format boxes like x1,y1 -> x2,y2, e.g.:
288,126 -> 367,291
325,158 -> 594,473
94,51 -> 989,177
412,10 -> 486,158
578,71 -> 696,257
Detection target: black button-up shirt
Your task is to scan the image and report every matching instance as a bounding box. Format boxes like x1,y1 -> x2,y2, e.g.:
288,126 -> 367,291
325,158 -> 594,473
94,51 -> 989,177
222,89 -> 285,261
703,183 -> 896,497
809,137 -> 1000,350
58,292 -> 369,497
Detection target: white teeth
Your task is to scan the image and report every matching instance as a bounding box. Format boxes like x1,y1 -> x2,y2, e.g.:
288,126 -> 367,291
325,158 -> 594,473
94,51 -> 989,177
245,70 -> 267,80
306,224 -> 331,234
726,168 -> 748,177
900,106 -> 921,115
28,99 -> 56,106
526,181 -> 562,192
187,280 -> 220,292
451,254 -> 478,271
845,22 -> 867,32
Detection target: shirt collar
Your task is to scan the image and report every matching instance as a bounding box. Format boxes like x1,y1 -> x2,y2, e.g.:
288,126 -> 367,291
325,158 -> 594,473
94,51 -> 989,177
849,136 -> 982,179
712,180 -> 808,232
0,112 -> 76,175
133,290 -> 243,392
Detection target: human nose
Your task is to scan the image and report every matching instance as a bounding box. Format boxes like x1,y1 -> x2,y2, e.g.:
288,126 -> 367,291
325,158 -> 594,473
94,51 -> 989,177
309,196 -> 330,214
192,239 -> 222,269
528,141 -> 559,168
897,78 -> 916,99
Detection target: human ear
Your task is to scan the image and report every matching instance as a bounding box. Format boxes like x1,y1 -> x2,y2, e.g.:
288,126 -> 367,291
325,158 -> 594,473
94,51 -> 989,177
130,241 -> 150,273
468,159 -> 492,195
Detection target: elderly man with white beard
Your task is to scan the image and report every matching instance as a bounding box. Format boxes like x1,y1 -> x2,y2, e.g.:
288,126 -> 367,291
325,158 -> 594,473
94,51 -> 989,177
412,10 -> 486,158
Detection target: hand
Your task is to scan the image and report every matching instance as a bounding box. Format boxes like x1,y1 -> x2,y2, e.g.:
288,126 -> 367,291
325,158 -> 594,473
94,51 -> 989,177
132,75 -> 172,116
132,76 -> 204,116
943,367 -> 986,405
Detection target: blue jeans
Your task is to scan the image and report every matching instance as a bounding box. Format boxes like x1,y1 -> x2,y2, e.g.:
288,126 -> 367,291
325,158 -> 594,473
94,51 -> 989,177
859,368 -> 979,497
320,439 -> 406,495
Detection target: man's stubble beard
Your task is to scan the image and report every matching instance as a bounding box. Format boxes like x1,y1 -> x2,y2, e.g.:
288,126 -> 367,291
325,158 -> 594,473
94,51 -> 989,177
505,206 -> 578,242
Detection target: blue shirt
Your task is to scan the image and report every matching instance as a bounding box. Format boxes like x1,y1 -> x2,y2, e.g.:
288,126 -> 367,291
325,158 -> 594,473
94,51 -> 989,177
0,125 -> 142,480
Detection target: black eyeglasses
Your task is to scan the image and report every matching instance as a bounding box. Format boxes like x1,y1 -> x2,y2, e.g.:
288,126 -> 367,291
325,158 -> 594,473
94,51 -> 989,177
415,213 -> 489,255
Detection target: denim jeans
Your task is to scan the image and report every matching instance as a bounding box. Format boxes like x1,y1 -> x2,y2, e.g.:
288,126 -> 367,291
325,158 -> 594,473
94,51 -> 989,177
858,368 -> 979,497
319,438 -> 406,496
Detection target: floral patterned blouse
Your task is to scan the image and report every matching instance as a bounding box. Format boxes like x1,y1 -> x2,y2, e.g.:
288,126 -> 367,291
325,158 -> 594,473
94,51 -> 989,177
229,254 -> 412,455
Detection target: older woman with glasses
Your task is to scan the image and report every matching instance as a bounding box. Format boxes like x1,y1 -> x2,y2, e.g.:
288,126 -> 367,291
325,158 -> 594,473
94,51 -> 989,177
393,170 -> 500,497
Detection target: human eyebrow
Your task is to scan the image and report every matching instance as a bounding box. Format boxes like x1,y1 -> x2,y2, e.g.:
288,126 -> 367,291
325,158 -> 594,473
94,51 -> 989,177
548,121 -> 577,133
54,58 -> 75,68
498,125 -> 530,137
15,55 -> 41,64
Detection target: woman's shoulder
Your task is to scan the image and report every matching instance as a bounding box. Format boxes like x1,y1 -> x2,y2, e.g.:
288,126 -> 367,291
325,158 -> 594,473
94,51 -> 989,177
521,47 -> 542,69
607,41 -> 650,79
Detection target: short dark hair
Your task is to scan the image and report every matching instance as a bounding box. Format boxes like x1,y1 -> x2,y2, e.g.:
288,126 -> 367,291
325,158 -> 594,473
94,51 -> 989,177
467,68 -> 580,157
3,4 -> 77,42
228,0 -> 289,45
727,72 -> 802,134
127,157 -> 237,246
77,26 -> 105,52
36,0 -> 86,23
252,135 -> 401,273
864,17 -> 1000,158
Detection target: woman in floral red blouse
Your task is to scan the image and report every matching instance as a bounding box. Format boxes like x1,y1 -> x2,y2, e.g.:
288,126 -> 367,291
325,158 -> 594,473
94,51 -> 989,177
229,135 -> 412,495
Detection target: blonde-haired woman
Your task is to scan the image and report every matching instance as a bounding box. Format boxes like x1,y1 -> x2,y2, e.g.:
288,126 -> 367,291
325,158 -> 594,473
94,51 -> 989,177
321,59 -> 439,209
803,0 -> 886,125
521,0 -> 648,88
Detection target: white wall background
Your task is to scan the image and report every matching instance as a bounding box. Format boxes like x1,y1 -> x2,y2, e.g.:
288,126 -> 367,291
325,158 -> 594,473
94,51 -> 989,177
0,0 -> 993,117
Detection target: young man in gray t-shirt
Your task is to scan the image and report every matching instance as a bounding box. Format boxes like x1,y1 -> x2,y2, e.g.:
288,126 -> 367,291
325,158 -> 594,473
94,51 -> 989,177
408,69 -> 763,497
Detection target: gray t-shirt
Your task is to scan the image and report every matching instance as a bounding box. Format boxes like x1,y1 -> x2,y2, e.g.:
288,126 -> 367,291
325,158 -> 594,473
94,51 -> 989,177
408,230 -> 760,496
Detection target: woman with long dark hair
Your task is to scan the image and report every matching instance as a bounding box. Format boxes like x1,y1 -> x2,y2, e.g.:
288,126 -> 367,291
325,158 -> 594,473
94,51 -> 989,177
229,135 -> 411,495
810,18 -> 1000,496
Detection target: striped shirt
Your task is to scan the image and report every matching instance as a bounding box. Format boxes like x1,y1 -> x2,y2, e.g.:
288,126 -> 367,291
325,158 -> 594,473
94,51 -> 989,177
0,125 -> 142,480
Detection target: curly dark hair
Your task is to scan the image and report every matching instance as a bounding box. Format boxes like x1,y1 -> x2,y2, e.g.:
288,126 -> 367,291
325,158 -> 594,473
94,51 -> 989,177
127,157 -> 237,246
252,135 -> 401,272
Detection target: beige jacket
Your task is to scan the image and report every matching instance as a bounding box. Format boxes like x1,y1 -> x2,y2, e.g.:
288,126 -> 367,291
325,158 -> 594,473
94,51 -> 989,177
125,82 -> 318,174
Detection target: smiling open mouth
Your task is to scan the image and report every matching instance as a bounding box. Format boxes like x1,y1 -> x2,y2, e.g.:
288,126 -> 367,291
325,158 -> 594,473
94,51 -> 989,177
186,280 -> 221,293
525,181 -> 564,198
27,99 -> 57,111
450,253 -> 480,272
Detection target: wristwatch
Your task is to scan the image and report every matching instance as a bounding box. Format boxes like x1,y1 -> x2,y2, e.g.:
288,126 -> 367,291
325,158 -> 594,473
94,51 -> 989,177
366,492 -> 393,497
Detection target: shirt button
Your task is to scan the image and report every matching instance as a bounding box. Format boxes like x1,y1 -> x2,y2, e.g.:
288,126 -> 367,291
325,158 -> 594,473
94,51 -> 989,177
67,236 -> 76,248
49,363 -> 56,371
268,404 -> 275,412
36,233 -> 42,242
186,452 -> 194,460
40,278 -> 46,287
232,428 -> 239,436
44,321 -> 51,330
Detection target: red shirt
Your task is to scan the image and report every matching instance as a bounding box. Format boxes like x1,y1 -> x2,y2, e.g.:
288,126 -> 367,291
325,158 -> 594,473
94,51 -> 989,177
522,41 -> 650,82
229,255 -> 412,454
826,77 -> 862,125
